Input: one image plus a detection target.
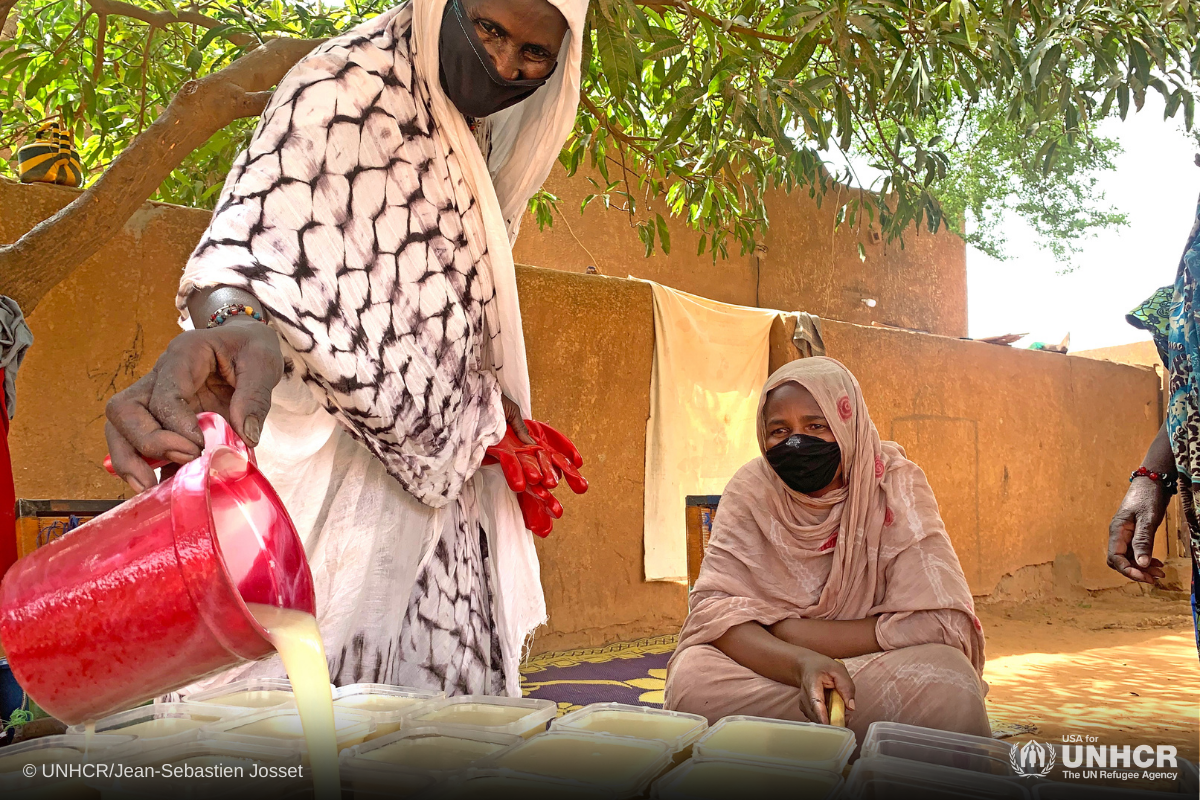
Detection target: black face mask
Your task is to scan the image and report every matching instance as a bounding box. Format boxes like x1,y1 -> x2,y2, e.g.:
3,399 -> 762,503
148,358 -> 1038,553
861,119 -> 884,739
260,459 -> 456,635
764,434 -> 842,495
438,0 -> 557,119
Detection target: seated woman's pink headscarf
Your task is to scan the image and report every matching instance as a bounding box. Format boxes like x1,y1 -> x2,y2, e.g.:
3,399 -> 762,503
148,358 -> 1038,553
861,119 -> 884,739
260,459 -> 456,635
672,356 -> 985,673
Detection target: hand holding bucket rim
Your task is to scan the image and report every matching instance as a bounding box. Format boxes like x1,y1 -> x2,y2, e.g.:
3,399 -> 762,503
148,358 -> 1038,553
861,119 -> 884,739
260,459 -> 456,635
0,412 -> 314,725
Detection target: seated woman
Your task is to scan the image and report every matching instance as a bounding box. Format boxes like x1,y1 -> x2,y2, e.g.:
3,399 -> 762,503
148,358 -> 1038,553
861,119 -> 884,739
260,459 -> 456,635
665,357 -> 989,742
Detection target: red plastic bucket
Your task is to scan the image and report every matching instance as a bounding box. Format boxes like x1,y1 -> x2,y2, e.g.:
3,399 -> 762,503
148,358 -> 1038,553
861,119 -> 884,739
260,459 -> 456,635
0,412 -> 315,725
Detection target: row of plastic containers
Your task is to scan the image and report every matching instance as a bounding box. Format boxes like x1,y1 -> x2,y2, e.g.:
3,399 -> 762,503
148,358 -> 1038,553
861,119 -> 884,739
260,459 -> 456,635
1,678 -> 1195,799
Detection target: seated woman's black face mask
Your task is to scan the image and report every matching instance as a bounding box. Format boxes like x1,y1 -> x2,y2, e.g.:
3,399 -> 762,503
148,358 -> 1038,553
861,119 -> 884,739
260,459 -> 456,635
438,0 -> 558,118
764,434 -> 841,494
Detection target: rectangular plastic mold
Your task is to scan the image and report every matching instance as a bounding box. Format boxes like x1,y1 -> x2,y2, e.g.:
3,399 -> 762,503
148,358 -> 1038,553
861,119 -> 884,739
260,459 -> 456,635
477,729 -> 674,797
846,754 -> 1032,799
861,721 -> 1019,777
341,724 -> 521,777
84,738 -> 303,799
182,678 -> 303,714
651,756 -> 843,800
0,733 -> 134,792
331,683 -> 442,740
402,695 -> 556,739
692,714 -> 856,774
67,702 -> 237,757
551,702 -> 708,762
201,706 -> 376,752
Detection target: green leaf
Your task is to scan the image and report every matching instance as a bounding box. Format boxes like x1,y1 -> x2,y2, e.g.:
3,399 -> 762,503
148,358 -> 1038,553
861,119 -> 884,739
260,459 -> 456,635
656,213 -> 671,255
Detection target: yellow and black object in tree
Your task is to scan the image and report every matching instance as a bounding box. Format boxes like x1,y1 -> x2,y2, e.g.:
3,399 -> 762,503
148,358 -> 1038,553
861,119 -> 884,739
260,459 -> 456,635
16,120 -> 83,188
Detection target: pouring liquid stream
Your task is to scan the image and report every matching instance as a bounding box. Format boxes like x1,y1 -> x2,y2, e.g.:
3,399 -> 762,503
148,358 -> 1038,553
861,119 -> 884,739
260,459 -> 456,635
246,603 -> 339,800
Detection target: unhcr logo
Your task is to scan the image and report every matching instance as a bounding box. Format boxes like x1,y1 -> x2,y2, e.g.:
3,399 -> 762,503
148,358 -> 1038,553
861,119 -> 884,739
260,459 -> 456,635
1009,740 -> 1057,777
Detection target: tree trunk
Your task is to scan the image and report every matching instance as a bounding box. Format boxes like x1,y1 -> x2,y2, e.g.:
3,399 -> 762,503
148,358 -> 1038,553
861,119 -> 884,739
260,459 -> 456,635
0,36 -> 323,315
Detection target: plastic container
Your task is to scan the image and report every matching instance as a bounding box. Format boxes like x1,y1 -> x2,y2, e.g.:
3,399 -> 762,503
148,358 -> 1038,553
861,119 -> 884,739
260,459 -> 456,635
66,702 -> 235,756
85,738 -> 302,800
1181,758 -> 1199,795
846,754 -> 1032,799
861,721 -> 1018,777
332,683 -> 442,740
433,769 -> 612,800
692,714 -> 856,774
403,695 -> 555,739
202,705 -> 376,753
341,725 -> 520,775
0,733 -> 134,795
184,678 -> 303,714
0,412 -> 315,725
652,757 -> 843,800
478,729 -> 673,796
552,702 -> 707,764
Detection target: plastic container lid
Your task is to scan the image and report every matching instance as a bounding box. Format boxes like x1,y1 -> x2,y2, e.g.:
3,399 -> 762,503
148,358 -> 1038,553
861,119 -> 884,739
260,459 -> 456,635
67,702 -> 236,757
201,706 -> 376,751
861,721 -> 1018,777
341,725 -> 521,775
478,729 -> 673,796
552,703 -> 708,755
0,733 -> 134,791
692,715 -> 856,774
183,678 -> 306,713
332,683 -> 442,728
846,755 -> 1032,799
652,757 -> 843,800
403,695 -> 556,738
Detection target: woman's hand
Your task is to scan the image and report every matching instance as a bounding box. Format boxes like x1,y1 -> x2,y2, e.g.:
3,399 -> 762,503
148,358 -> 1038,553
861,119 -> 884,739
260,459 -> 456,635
793,650 -> 856,725
1107,477 -> 1169,584
500,393 -> 534,444
105,320 -> 284,493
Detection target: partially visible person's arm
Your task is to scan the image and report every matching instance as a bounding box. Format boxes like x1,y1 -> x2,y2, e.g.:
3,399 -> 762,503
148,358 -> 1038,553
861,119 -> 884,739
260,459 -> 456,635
1107,420 -> 1172,584
713,621 -> 855,724
767,617 -> 881,659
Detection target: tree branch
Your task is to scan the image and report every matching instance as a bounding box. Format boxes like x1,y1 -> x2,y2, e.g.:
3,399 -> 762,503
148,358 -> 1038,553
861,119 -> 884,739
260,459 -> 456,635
0,0 -> 16,37
580,94 -> 652,156
636,0 -> 812,45
86,0 -> 253,46
0,35 -> 322,314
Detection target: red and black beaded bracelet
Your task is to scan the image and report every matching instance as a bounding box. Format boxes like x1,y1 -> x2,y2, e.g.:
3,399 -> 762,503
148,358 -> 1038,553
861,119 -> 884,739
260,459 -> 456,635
1130,466 -> 1178,495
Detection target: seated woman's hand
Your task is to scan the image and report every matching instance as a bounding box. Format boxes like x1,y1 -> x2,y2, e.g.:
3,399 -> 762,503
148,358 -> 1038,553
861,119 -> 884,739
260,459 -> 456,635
105,321 -> 284,493
793,650 -> 855,725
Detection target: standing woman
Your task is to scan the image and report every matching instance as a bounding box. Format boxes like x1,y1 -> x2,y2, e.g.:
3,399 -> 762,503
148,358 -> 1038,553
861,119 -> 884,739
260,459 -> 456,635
103,0 -> 589,696
1111,193 -> 1200,659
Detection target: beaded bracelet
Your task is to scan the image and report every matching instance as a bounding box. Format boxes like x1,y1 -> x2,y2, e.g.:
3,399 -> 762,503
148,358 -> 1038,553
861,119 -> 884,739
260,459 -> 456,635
1130,466 -> 1178,496
207,303 -> 264,329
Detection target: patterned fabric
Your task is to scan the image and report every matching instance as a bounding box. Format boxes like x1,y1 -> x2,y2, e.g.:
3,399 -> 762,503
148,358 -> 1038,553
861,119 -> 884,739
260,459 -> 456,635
1128,195 -> 1200,659
1127,285 -> 1174,365
179,7 -> 506,509
392,524 -> 505,695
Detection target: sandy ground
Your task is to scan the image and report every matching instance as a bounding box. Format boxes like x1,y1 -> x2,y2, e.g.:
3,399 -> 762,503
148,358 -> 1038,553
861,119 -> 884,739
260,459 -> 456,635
977,591 -> 1198,790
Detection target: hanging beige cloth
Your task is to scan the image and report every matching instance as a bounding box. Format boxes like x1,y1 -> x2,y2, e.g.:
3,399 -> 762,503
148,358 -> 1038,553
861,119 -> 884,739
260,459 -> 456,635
640,281 -> 780,581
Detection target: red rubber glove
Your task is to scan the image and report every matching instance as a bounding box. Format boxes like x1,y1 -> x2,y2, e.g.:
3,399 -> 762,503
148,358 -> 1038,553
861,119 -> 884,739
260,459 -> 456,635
484,419 -> 587,537
526,420 -> 588,495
